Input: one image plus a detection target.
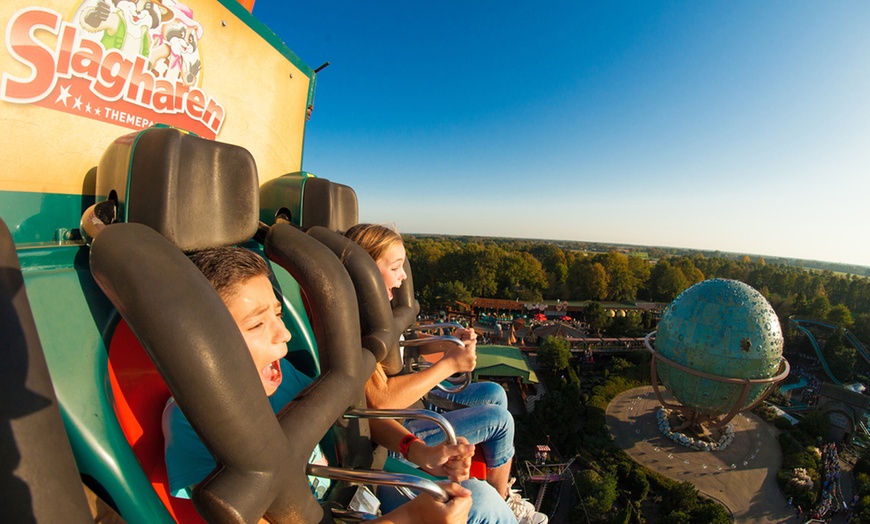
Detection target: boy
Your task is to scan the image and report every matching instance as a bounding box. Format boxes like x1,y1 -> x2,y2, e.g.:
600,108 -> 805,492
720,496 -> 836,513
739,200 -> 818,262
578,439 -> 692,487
163,246 -> 517,523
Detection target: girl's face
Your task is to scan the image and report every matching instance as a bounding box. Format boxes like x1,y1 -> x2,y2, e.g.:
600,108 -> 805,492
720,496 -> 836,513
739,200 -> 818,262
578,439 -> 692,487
375,242 -> 407,300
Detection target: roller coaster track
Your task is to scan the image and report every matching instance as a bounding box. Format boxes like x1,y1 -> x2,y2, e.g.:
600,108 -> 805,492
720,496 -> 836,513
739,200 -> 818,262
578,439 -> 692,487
789,316 -> 870,385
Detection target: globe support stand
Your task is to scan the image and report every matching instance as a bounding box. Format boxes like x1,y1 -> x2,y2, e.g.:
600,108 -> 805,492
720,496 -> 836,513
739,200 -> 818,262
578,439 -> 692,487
645,331 -> 790,431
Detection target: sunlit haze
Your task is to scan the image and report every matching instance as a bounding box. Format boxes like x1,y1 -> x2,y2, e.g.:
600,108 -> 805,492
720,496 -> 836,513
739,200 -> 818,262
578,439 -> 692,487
254,1 -> 870,267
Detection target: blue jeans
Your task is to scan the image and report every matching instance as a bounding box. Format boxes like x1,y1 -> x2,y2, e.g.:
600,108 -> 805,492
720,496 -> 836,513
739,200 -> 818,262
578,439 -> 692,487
378,478 -> 519,523
405,381 -> 515,469
429,380 -> 508,410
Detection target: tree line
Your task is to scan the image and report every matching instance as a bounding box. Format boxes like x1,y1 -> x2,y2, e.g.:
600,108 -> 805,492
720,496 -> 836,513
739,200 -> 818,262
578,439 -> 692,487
404,235 -> 870,342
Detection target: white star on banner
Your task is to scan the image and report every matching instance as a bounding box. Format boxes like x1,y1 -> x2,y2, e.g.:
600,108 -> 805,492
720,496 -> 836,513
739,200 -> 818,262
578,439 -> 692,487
55,84 -> 72,106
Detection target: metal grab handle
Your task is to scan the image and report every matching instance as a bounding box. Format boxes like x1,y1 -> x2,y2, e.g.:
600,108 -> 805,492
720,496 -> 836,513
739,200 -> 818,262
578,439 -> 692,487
409,361 -> 468,385
436,376 -> 470,393
399,333 -> 471,393
406,322 -> 465,334
344,407 -> 457,445
399,334 -> 463,348
306,464 -> 449,503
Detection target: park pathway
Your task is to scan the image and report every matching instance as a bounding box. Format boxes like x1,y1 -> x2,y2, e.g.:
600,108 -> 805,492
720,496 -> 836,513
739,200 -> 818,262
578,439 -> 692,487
607,386 -> 794,523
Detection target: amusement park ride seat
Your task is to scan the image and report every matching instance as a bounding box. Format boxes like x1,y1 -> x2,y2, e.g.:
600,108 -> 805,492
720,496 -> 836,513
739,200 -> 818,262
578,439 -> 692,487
85,126 -> 451,523
260,175 -> 485,481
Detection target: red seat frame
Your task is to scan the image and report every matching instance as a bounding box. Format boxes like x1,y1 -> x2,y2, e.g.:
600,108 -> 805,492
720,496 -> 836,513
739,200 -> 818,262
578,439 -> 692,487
107,320 -> 205,524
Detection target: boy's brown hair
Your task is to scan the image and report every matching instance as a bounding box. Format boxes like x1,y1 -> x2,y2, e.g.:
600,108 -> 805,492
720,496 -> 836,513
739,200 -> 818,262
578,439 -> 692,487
188,247 -> 270,301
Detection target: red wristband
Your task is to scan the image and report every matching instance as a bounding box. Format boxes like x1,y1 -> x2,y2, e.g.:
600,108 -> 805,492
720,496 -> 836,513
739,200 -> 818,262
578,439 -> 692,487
399,434 -> 421,459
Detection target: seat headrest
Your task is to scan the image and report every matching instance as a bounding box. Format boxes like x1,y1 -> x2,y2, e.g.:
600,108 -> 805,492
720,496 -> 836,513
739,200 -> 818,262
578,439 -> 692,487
260,174 -> 358,233
95,127 -> 259,251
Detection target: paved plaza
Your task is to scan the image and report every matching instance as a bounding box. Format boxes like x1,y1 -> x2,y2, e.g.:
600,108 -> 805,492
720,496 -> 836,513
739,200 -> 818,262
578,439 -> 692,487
606,386 -> 795,523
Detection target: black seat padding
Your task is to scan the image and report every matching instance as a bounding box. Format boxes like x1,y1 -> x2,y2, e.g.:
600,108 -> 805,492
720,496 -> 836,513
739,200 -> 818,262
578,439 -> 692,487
386,257 -> 421,374
93,223 -> 371,523
0,218 -> 93,523
265,223 -> 377,473
307,226 -> 395,365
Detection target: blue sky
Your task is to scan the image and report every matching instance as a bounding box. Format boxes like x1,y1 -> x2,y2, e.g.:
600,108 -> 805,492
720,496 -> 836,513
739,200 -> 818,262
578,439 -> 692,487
253,1 -> 870,267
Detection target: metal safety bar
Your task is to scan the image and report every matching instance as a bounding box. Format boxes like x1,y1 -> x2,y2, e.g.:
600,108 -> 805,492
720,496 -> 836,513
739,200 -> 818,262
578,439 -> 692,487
400,322 -> 471,393
305,464 -> 448,503
344,407 -> 457,445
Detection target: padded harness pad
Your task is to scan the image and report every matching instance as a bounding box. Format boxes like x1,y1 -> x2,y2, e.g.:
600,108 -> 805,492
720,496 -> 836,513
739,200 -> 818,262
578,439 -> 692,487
0,218 -> 93,523
92,224 -> 315,523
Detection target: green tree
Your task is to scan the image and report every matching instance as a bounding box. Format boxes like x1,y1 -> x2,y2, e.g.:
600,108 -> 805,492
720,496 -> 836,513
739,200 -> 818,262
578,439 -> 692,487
827,304 -> 853,328
576,261 -> 609,301
674,257 -> 704,286
426,280 -> 473,311
853,313 -> 870,347
603,252 -> 638,301
534,389 -> 583,451
529,244 -> 569,297
628,255 -> 651,276
649,258 -> 699,301
660,512 -> 692,524
661,481 -> 699,514
691,501 -> 731,524
825,328 -> 855,381
498,251 -> 548,299
438,243 -> 499,298
625,468 -> 650,501
609,313 -> 643,337
806,295 -> 831,320
584,302 -> 609,336
797,411 -> 831,441
658,265 -> 689,301
574,469 -> 618,514
539,335 -> 570,371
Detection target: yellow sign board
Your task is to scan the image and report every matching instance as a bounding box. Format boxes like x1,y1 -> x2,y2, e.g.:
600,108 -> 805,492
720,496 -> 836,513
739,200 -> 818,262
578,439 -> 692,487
0,0 -> 310,195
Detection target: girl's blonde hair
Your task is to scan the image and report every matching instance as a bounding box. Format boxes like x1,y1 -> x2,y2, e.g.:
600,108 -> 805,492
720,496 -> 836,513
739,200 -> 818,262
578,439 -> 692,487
344,223 -> 403,262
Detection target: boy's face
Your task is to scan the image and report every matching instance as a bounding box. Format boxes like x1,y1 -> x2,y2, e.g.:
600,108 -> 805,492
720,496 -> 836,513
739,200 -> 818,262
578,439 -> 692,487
375,243 -> 407,300
224,274 -> 290,396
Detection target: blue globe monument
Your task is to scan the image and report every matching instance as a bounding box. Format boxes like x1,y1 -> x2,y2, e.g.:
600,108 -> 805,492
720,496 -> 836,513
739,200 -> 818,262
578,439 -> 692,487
645,279 -> 790,446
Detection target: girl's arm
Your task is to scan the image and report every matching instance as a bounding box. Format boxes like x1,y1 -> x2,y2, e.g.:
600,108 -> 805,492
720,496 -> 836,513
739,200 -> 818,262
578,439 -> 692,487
368,419 -> 473,482
365,359 -> 470,409
365,327 -> 477,409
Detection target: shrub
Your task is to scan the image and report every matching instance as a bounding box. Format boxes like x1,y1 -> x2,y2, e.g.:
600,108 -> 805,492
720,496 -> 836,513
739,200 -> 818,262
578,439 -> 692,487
774,417 -> 794,430
660,511 -> 692,524
625,468 -> 650,501
691,499 -> 731,523
575,469 -> 618,514
661,481 -> 699,515
754,404 -> 778,423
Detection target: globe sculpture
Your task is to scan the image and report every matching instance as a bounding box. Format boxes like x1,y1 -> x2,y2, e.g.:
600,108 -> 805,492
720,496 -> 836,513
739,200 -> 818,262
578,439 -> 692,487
646,279 -> 790,436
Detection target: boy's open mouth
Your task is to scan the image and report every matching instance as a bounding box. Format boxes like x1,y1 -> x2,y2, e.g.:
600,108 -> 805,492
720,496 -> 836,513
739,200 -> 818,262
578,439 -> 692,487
262,360 -> 282,387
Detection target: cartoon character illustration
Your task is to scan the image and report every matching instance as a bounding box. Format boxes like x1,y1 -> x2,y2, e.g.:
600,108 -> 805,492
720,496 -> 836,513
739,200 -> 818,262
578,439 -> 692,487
149,1 -> 204,86
77,0 -> 172,59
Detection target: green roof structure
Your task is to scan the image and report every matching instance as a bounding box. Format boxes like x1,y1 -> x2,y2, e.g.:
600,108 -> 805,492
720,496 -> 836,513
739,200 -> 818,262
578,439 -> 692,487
474,345 -> 538,384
